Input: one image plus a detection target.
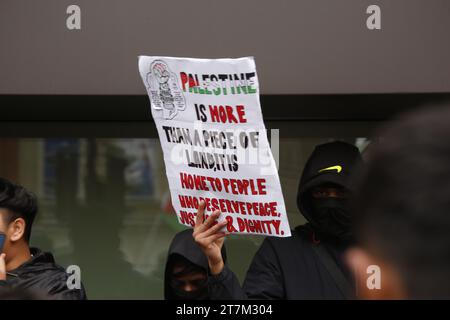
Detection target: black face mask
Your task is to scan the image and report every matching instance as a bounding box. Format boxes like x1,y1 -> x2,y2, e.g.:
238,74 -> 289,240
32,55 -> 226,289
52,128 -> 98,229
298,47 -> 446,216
171,285 -> 209,300
311,197 -> 352,241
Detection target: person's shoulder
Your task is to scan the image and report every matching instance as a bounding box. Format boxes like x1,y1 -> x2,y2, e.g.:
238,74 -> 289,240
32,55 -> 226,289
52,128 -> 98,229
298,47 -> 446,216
25,258 -> 69,287
43,263 -> 71,280
261,225 -> 313,250
36,263 -> 86,299
29,248 -> 67,274
26,249 -> 72,283
17,248 -> 87,299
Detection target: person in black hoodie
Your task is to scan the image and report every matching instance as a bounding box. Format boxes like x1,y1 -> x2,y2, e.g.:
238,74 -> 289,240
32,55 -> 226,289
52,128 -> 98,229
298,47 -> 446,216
0,177 -> 87,300
193,141 -> 363,299
165,228 -> 226,300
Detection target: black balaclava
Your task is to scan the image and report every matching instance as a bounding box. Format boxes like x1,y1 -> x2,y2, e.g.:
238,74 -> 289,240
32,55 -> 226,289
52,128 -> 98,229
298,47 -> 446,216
164,229 -> 227,300
310,192 -> 352,241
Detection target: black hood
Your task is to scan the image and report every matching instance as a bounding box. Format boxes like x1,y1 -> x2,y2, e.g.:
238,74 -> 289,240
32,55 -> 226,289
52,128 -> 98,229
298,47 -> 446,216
164,229 -> 227,300
297,141 -> 363,228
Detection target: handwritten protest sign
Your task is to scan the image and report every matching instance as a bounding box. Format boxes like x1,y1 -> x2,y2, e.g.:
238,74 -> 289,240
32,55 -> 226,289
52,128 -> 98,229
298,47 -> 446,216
138,56 -> 291,237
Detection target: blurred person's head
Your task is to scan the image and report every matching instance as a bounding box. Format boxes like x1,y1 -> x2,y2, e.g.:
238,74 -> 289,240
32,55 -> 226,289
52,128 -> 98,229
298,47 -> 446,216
0,178 -> 36,267
164,229 -> 226,300
297,141 -> 363,243
348,104 -> 450,299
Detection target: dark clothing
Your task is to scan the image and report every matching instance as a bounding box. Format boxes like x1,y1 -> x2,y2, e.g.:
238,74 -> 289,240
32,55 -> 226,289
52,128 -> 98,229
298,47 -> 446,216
208,141 -> 362,300
0,247 -> 87,300
164,229 -> 226,300
210,225 -> 352,299
296,141 -> 362,230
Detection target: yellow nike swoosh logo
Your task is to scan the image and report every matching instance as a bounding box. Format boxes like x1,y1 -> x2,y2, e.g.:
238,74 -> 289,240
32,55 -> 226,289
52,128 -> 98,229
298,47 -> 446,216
318,165 -> 342,173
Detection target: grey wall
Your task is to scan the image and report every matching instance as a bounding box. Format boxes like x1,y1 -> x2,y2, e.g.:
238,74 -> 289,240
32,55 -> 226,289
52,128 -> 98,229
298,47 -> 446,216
1,0 -> 449,95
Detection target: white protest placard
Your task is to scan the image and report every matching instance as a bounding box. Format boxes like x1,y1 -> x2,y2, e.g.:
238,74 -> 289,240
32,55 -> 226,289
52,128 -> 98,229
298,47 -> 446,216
138,56 -> 291,237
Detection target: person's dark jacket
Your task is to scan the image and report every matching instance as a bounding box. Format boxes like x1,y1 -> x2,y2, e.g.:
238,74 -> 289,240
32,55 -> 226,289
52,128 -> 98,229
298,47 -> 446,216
208,141 -> 362,299
0,247 -> 87,300
164,228 -> 226,300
